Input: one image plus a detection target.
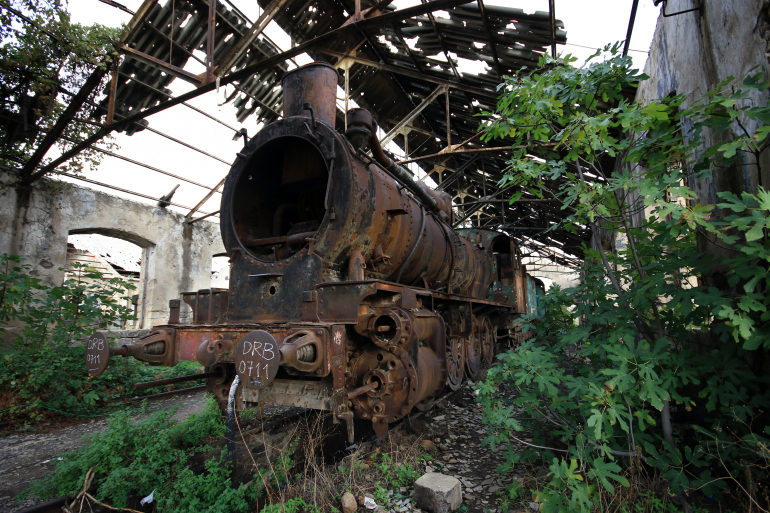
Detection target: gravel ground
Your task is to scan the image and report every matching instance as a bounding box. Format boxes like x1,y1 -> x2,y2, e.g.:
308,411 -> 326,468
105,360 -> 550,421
372,380 -> 532,513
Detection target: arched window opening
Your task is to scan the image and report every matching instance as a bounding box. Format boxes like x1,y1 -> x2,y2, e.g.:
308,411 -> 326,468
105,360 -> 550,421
66,233 -> 144,329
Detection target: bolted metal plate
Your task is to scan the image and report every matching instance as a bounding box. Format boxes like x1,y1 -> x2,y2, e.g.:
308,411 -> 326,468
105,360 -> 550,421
235,330 -> 280,388
85,331 -> 111,376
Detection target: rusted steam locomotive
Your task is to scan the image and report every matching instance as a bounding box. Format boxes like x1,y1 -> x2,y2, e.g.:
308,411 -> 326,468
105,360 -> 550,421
86,63 -> 544,441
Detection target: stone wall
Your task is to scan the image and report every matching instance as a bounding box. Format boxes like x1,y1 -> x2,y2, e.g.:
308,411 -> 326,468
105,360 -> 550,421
0,174 -> 225,328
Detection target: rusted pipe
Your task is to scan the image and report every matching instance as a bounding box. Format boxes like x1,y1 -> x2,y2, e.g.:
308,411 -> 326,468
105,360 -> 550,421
287,231 -> 317,247
131,370 -> 220,390
246,231 -> 316,247
281,62 -> 338,128
348,250 -> 366,281
368,125 -> 439,212
347,381 -> 379,399
272,203 -> 297,236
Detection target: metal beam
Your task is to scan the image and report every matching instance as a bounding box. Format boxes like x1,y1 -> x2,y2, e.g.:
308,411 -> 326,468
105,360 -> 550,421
215,0 -> 293,76
105,59 -> 120,124
53,172 -> 215,215
623,0 -> 640,57
384,119 -> 436,138
186,209 -> 221,225
205,0 -> 217,83
120,44 -> 203,85
318,49 -> 498,99
31,0 -> 474,182
477,0 -> 503,77
20,65 -> 108,180
380,84 -> 446,146
120,0 -> 156,42
186,176 -> 226,219
54,133 -> 218,192
396,145 -> 521,165
116,72 -> 241,134
548,0 -> 557,58
72,117 -> 231,165
435,154 -> 479,191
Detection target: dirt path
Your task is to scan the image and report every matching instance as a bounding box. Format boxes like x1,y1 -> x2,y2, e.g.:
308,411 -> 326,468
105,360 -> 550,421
0,389 -> 210,513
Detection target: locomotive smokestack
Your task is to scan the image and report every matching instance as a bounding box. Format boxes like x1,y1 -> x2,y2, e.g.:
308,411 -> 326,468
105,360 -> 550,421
281,62 -> 339,128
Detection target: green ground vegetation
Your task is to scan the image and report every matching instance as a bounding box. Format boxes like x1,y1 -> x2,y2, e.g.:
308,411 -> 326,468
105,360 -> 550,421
25,396 -> 260,513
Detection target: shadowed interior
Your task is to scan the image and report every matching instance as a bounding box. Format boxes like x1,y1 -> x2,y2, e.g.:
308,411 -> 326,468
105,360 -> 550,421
231,136 -> 328,261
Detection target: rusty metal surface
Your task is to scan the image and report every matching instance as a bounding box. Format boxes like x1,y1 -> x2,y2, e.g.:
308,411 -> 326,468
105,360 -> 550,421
182,288 -> 229,324
281,62 -> 339,128
90,66 -> 548,437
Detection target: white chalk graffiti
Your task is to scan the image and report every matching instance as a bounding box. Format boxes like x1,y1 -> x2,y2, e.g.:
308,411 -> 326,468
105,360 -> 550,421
86,336 -> 105,370
238,339 -> 274,379
87,336 -> 105,351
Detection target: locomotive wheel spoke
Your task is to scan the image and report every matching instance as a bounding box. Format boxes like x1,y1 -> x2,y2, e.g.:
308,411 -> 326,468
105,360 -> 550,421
465,316 -> 482,380
481,317 -> 494,368
446,335 -> 464,391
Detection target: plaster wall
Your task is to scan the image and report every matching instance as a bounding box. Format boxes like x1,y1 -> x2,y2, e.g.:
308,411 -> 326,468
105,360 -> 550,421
0,174 -> 225,328
529,267 -> 580,291
637,0 -> 770,203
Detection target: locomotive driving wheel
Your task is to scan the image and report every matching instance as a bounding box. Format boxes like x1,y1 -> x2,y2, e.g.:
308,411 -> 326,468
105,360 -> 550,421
445,325 -> 465,391
480,316 -> 495,368
465,315 -> 482,380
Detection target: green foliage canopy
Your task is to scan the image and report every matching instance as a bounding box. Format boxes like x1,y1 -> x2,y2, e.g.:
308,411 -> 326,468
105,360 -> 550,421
1,0 -> 120,179
478,45 -> 770,512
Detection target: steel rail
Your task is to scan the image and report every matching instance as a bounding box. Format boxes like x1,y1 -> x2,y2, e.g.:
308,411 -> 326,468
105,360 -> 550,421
55,133 -> 219,192
69,116 -> 231,166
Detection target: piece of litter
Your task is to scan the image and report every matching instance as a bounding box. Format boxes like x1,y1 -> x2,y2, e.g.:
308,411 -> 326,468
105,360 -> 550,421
140,490 -> 156,506
42,460 -> 49,464
346,444 -> 358,451
57,457 -> 63,461
364,497 -> 377,510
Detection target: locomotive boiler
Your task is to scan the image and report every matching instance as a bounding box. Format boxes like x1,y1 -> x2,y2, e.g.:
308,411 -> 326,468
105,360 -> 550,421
86,63 -> 542,441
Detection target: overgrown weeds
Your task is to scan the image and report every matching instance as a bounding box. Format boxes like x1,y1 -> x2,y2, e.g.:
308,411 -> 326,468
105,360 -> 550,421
256,413 -> 430,513
0,254 -> 205,427
23,394 -> 446,513
23,395 -> 258,512
479,43 -> 770,511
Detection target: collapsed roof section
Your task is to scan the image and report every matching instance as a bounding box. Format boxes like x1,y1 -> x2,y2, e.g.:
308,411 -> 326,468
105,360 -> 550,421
46,0 -> 586,264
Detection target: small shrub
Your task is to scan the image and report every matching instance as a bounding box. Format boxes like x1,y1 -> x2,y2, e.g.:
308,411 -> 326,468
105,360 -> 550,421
0,254 -> 205,424
24,396 -> 254,512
